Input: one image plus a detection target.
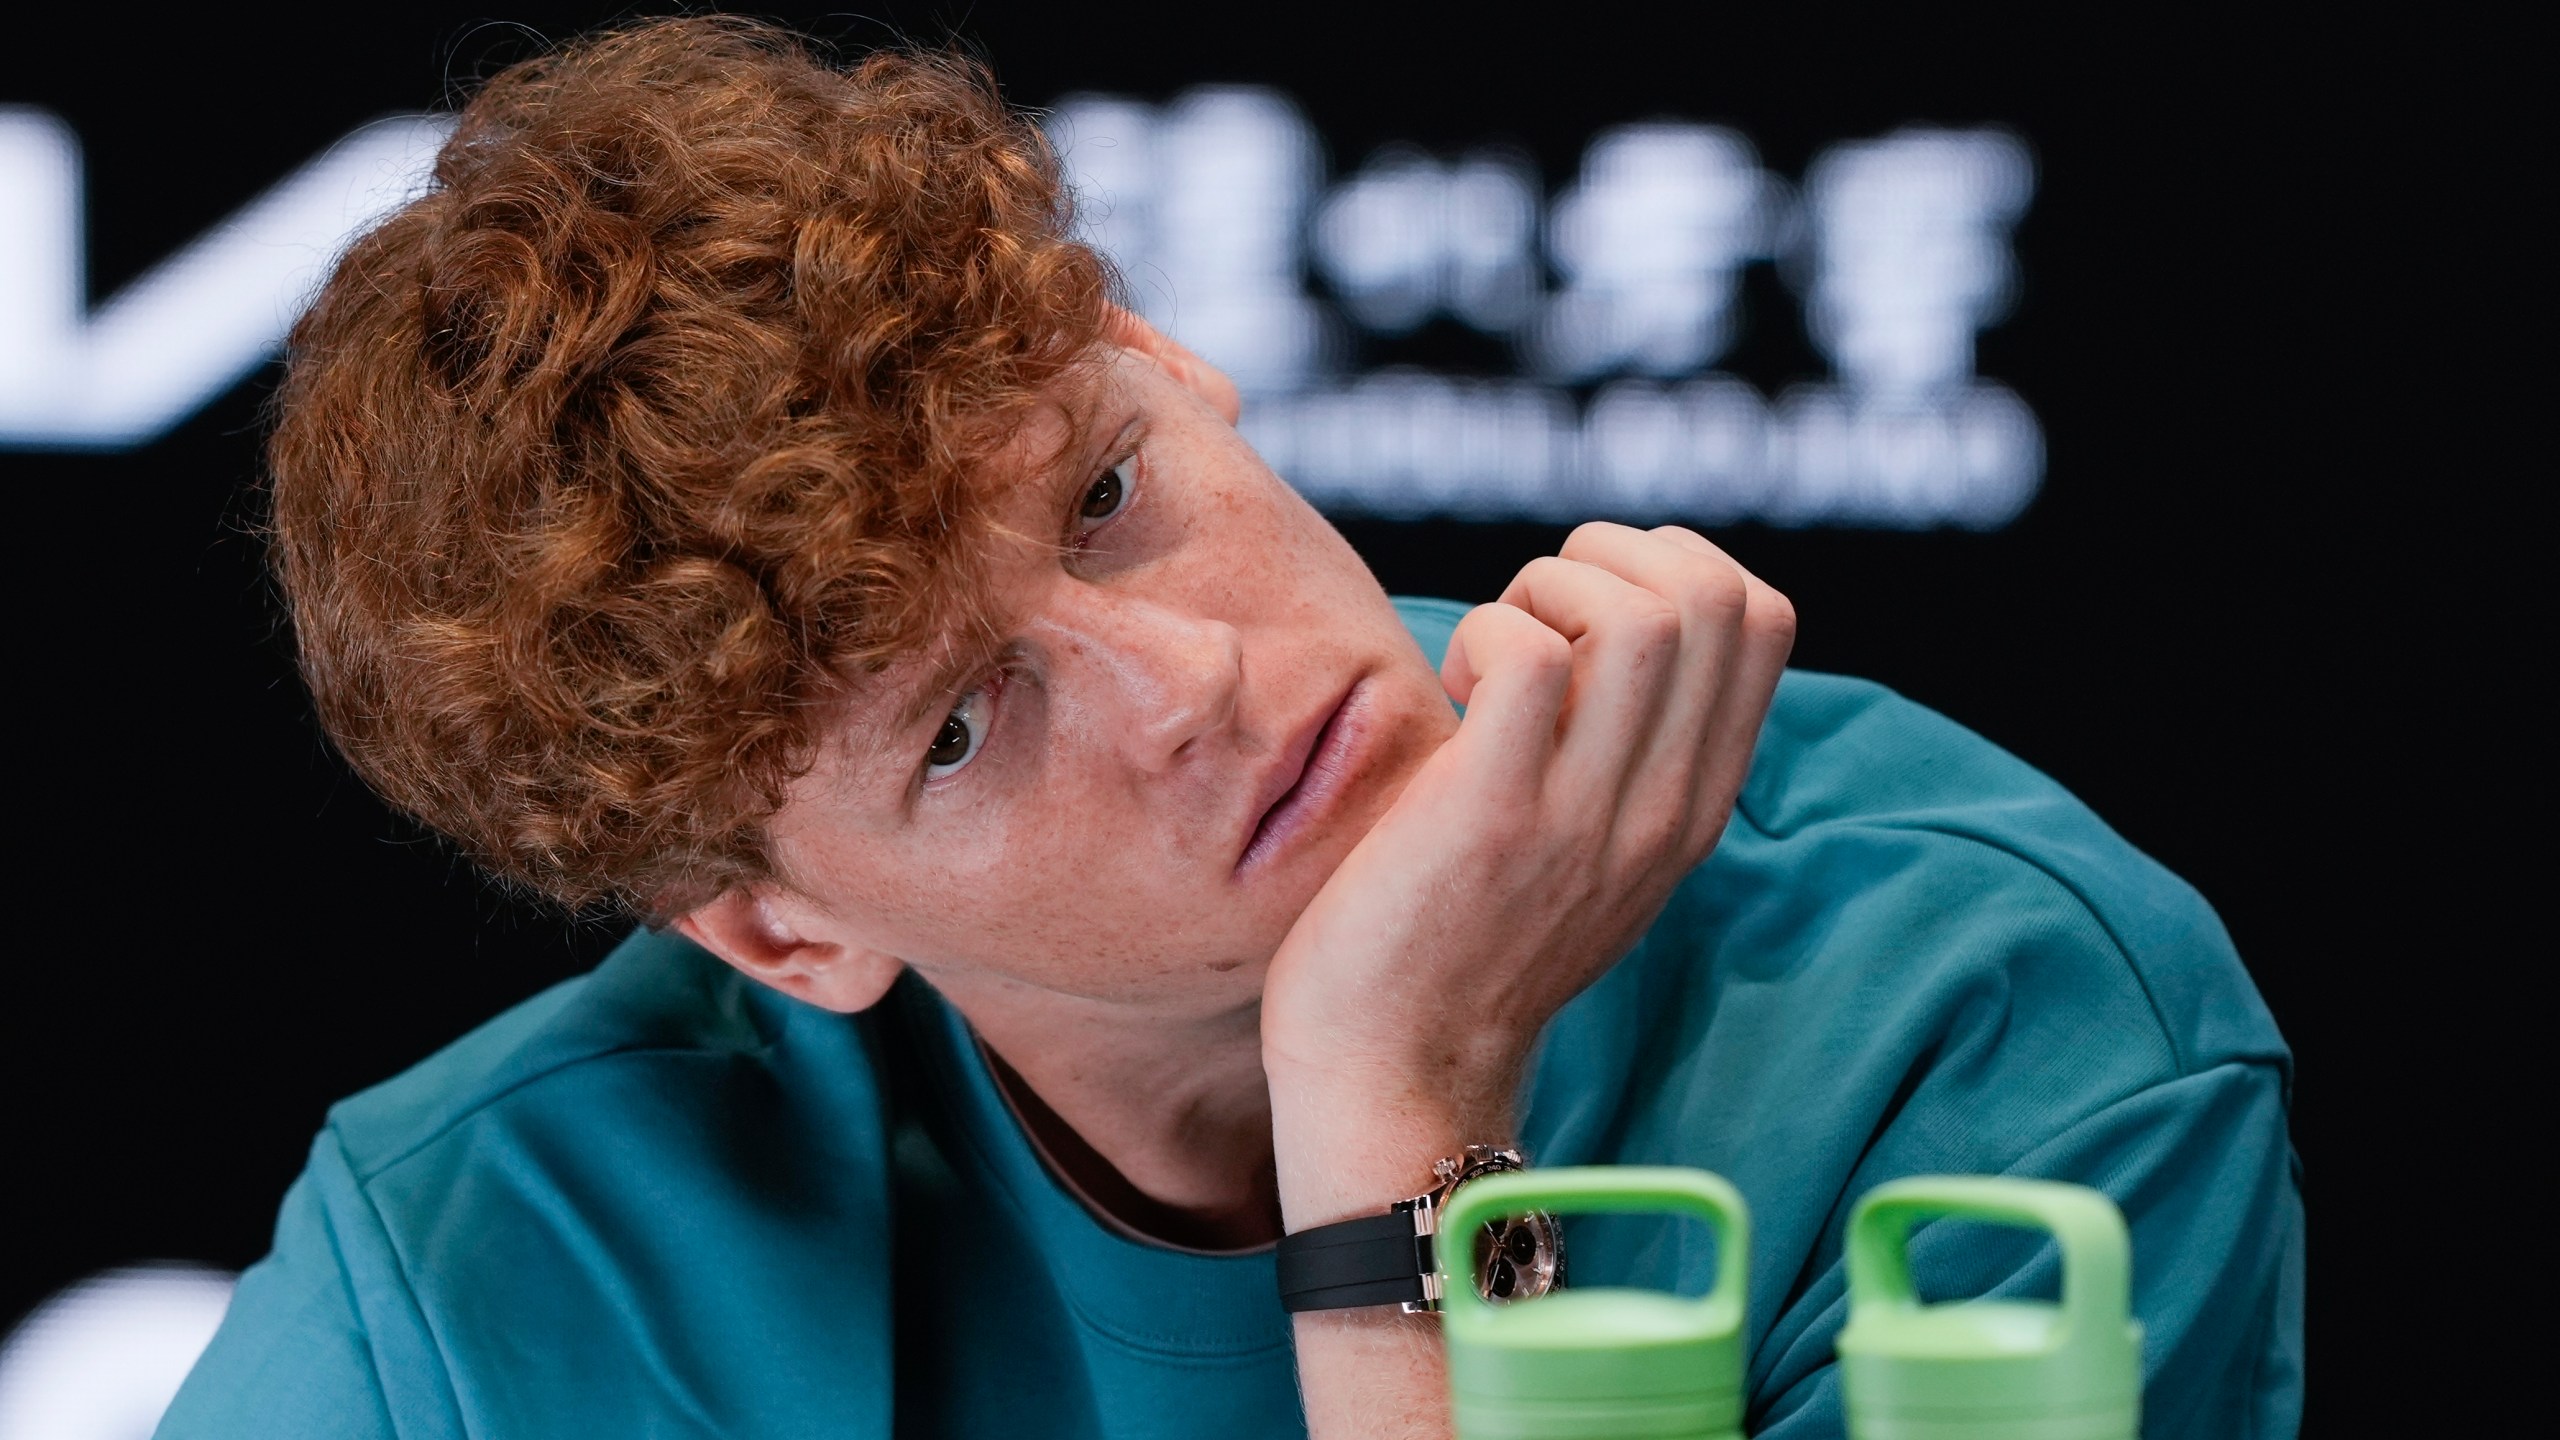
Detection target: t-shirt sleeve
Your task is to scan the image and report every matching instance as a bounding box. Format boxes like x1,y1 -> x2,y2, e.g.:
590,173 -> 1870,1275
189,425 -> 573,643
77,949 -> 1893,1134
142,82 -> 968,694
156,1133 -> 446,1440
1746,1058 -> 2304,1440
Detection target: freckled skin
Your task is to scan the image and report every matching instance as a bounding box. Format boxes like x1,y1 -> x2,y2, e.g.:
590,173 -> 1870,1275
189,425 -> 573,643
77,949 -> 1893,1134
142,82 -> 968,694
765,345 -> 1458,1021
681,321 -> 1799,1424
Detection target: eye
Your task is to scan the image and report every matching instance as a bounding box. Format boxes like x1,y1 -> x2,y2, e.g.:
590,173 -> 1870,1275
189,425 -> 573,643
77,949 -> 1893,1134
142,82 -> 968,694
1076,456 -> 1136,535
924,687 -> 992,781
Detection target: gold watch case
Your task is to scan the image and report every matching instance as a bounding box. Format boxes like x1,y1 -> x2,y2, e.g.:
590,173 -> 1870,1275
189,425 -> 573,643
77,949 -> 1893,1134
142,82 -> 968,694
1398,1145 -> 1566,1312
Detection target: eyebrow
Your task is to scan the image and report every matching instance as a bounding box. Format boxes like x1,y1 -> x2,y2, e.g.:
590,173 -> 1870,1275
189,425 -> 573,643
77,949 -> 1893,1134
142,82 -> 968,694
882,397 -> 1144,736
891,630 -> 1012,733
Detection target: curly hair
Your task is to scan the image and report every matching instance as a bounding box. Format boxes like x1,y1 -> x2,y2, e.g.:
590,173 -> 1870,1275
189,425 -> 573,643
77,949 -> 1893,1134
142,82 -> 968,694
267,16 -> 1113,917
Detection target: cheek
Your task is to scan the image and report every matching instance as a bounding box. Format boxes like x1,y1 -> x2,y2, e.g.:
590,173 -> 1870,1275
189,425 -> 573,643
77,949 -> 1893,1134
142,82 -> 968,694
1168,477 -> 1371,630
843,774 -> 1197,972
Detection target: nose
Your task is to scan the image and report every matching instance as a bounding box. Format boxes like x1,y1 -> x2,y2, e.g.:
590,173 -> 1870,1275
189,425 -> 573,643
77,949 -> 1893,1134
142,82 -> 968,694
1033,589 -> 1242,772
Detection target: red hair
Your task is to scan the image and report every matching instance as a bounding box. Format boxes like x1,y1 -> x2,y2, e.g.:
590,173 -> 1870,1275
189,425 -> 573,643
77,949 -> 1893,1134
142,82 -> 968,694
266,16 -> 1112,915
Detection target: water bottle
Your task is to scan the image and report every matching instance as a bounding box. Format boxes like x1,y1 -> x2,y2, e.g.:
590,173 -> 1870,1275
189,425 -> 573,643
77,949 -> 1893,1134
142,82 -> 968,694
1437,1166 -> 1750,1440
1836,1176 -> 2142,1440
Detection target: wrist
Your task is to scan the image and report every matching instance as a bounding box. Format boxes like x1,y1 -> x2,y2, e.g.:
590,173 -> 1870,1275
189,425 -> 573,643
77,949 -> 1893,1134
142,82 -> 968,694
1263,1010 -> 1533,1116
1265,1061 -> 1520,1231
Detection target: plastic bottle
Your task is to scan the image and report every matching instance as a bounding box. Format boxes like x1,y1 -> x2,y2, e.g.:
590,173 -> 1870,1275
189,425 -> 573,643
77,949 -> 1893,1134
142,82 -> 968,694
1437,1165 -> 1750,1440
1835,1175 -> 2141,1440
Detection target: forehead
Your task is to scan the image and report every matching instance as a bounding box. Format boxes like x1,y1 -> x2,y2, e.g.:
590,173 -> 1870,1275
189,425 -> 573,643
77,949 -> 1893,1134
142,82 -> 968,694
981,342 -> 1139,480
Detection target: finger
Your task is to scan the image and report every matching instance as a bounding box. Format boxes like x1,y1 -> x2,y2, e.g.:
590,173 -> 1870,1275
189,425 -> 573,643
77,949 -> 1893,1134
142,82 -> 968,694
1645,526 -> 1794,753
1644,529 -> 1797,854
1557,523 -> 1797,864
1547,523 -> 1769,865
1552,523 -> 1754,763
1439,600 -> 1574,786
1494,554 -> 1683,793
1625,525 -> 1793,737
1644,523 -> 1718,556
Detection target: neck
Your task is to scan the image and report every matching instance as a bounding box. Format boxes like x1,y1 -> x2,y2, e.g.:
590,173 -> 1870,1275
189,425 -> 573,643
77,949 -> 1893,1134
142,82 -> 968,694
933,972 -> 1283,1251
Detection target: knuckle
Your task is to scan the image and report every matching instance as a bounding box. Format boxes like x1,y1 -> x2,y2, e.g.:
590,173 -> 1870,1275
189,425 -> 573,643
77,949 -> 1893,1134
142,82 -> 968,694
1563,520 -> 1635,556
1685,567 -> 1750,621
1524,626 -> 1574,670
1516,554 -> 1578,590
1748,585 -> 1799,643
1488,619 -> 1571,680
1620,598 -> 1683,655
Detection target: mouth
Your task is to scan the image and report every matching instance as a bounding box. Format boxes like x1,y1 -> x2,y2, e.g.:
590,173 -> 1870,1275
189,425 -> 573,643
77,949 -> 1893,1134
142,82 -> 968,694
1235,677 -> 1374,876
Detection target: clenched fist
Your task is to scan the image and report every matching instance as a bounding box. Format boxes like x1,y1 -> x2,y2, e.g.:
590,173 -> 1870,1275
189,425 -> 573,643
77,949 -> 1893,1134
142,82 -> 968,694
1263,522 -> 1795,1226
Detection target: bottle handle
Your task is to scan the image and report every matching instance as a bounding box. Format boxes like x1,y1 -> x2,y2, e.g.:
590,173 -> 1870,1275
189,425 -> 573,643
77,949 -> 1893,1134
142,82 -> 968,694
1845,1175 -> 2130,1345
1436,1165 -> 1749,1323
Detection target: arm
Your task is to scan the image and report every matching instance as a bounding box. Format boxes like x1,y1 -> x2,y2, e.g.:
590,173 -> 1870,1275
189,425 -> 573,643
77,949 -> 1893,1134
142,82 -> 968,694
155,1158 -> 403,1440
1262,523 -> 1797,1437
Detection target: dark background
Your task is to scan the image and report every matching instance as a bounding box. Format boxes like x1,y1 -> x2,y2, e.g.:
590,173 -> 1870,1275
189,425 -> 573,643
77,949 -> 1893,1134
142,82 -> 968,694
2,5 -> 2519,1430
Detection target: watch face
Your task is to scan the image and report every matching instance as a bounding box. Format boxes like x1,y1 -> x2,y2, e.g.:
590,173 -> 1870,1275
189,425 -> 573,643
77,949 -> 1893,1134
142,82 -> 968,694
1468,1209 -> 1564,1303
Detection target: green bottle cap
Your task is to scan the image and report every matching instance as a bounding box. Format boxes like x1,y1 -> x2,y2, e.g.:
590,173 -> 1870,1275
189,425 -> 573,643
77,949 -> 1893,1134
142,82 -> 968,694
1836,1176 -> 2142,1440
1438,1166 -> 1751,1440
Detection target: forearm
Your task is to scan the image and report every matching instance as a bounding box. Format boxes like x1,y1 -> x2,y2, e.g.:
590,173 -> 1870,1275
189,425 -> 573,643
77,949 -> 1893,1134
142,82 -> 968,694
1290,1309 -> 1452,1440
1261,527 -> 1791,1435
1269,1062 -> 1517,1440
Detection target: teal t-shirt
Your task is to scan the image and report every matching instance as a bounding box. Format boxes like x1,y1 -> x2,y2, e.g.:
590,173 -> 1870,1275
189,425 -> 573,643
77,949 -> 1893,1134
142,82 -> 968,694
160,598 -> 2303,1438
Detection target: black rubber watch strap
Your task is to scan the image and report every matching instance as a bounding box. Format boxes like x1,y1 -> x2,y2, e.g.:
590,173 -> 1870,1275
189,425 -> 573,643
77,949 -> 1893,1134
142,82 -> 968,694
1274,1210 -> 1436,1313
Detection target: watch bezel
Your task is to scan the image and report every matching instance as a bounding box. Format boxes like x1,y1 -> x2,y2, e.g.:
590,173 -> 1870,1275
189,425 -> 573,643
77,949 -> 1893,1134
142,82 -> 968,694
1395,1146 -> 1566,1313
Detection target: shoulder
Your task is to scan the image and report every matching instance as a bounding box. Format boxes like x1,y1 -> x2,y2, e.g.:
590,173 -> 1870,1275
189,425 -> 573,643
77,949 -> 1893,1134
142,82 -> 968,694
193,931 -> 904,1433
1745,669 -> 2081,834
1532,665 -> 2291,1223
322,926 -> 791,1182
1703,683 -> 2300,1433
1729,671 -> 2286,1082
1537,668 -> 2286,1169
314,931 -> 898,1407
1391,596 -> 2279,1083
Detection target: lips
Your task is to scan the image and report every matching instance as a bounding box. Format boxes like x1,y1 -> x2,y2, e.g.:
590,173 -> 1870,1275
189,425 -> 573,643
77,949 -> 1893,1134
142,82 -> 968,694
1235,678 -> 1371,875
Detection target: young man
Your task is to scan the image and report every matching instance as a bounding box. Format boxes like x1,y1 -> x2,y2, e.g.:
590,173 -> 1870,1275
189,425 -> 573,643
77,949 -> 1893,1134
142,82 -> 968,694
162,17 -> 2301,1439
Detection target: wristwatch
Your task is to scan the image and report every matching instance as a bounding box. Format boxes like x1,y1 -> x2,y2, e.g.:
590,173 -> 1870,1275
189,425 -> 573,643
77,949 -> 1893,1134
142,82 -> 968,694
1274,1145 -> 1565,1313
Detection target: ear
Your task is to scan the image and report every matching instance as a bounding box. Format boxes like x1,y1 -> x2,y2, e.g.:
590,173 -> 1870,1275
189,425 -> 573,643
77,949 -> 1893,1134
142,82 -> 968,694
1105,305 -> 1242,424
673,888 -> 903,1014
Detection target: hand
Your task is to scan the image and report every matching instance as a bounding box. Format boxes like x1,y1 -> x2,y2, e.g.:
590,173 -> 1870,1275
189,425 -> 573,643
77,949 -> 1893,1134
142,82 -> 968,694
1261,523 -> 1795,1214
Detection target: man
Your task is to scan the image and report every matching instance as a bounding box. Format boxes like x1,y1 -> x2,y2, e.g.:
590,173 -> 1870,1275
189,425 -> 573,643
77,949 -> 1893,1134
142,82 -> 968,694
162,17 -> 2301,1439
